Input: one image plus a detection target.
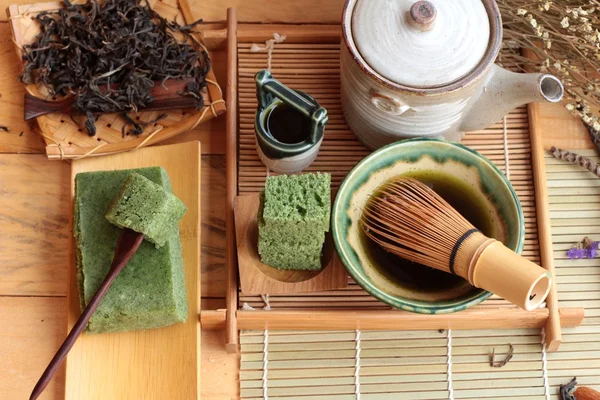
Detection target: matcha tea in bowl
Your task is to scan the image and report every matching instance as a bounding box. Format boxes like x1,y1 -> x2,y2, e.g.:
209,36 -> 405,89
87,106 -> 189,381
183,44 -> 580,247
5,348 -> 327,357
332,139 -> 549,314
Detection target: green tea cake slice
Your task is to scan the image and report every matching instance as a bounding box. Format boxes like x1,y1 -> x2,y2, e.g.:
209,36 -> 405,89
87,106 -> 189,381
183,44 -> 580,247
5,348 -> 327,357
258,238 -> 323,270
257,173 -> 331,271
106,173 -> 187,248
262,172 -> 331,232
257,189 -> 324,243
74,167 -> 187,334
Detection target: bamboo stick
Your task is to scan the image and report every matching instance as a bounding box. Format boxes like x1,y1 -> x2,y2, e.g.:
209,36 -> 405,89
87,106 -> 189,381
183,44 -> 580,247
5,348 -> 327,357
234,308 -> 583,331
200,309 -> 226,330
225,8 -> 238,353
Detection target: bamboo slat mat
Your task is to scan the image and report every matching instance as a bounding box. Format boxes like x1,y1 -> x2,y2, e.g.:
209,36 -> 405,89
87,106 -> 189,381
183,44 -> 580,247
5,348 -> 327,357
237,42 -> 538,311
239,151 -> 600,399
545,148 -> 600,393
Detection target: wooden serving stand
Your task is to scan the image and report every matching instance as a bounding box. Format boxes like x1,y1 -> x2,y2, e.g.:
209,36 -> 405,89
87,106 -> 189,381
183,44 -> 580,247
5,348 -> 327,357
200,9 -> 585,353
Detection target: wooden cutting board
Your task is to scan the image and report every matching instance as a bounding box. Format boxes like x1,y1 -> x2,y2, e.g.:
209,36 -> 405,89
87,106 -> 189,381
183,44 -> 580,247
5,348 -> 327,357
66,141 -> 201,399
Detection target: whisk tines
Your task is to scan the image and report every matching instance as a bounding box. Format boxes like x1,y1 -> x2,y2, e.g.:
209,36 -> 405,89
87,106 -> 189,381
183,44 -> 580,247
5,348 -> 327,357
360,177 -> 476,269
358,176 -> 552,312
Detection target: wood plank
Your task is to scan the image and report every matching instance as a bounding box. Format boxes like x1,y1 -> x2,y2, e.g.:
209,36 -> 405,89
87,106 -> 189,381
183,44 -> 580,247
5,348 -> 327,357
0,22 -> 44,153
66,142 -> 201,399
0,154 -> 70,296
200,155 -> 227,297
200,327 -> 241,399
237,23 -> 341,43
225,8 -> 239,353
536,102 -> 594,150
188,0 -> 345,23
0,296 -> 238,400
0,296 -> 67,400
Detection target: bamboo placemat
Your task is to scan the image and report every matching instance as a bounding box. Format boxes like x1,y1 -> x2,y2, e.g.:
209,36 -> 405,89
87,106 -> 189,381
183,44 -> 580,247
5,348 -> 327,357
237,42 -> 538,311
546,148 -> 600,393
238,150 -> 600,399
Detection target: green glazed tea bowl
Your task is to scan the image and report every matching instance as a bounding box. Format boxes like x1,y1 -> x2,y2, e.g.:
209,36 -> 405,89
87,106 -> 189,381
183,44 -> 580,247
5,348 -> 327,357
332,138 -> 525,314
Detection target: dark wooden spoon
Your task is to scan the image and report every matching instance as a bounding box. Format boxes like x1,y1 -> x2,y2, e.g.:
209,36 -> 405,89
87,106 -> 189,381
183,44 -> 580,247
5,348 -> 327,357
29,228 -> 144,400
24,78 -> 201,121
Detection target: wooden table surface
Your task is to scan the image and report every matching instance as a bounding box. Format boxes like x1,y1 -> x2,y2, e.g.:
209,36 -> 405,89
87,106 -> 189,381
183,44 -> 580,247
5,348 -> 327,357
0,1 -> 594,399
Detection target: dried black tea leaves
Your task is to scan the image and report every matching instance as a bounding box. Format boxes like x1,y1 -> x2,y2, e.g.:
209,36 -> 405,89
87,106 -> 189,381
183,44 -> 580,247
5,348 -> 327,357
20,0 -> 210,136
121,112 -> 167,136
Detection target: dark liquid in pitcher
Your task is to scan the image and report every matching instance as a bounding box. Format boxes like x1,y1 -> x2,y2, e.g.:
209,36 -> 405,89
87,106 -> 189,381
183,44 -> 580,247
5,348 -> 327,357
361,171 -> 495,293
267,104 -> 311,144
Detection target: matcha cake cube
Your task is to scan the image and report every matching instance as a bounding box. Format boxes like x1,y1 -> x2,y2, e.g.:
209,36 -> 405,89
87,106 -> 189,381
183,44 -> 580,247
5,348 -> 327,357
257,189 -> 324,244
262,173 -> 331,232
257,172 -> 332,271
106,173 -> 187,248
258,238 -> 323,270
74,167 -> 188,334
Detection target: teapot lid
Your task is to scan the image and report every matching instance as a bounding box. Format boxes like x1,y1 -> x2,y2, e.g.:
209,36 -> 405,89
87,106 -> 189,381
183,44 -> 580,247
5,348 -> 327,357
350,0 -> 492,88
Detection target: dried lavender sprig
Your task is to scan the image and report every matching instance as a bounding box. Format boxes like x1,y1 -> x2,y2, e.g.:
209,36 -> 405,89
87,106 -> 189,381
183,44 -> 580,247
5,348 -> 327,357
586,124 -> 600,157
549,146 -> 600,178
566,236 -> 599,259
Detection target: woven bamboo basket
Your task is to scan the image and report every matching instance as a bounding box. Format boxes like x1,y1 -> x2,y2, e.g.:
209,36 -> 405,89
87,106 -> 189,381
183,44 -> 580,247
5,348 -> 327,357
6,0 -> 226,160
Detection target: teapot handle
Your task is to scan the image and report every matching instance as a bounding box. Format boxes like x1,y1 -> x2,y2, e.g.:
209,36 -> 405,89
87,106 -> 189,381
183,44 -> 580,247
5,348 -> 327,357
255,70 -> 328,144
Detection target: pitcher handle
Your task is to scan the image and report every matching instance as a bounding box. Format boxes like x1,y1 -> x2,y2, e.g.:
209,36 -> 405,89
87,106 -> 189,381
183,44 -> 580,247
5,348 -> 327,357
255,70 -> 327,144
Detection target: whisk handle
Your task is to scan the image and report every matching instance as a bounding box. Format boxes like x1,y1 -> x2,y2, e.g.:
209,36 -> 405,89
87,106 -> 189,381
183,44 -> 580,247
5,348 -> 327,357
470,240 -> 552,311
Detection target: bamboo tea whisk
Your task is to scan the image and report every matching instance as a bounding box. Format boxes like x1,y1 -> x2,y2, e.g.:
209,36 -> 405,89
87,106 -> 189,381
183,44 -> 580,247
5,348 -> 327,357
360,177 -> 552,311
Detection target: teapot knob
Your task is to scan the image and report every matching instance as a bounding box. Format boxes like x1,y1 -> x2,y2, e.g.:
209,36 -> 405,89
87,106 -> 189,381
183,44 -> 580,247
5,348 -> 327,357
408,1 -> 437,32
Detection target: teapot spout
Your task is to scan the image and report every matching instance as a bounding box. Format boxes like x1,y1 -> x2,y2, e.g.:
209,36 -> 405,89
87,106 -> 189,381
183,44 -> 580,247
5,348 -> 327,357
461,64 -> 564,132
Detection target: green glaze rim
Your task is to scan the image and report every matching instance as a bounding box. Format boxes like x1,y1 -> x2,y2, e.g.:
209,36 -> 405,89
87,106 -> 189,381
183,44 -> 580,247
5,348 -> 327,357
331,138 -> 525,314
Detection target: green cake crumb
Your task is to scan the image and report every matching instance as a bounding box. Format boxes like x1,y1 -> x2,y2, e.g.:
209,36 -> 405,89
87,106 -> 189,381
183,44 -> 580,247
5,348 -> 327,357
74,167 -> 188,334
257,173 -> 331,271
106,173 -> 187,248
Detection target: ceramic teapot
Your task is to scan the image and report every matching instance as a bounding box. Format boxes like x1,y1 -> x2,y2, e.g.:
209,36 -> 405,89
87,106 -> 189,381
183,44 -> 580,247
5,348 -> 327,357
341,0 -> 565,150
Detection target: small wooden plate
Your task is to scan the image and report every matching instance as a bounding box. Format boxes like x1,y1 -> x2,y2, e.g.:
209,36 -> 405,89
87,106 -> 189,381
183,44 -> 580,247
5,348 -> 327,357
234,193 -> 348,295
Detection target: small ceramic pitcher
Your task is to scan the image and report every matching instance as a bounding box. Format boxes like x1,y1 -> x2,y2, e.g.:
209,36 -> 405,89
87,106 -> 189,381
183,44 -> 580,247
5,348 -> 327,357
255,70 -> 328,174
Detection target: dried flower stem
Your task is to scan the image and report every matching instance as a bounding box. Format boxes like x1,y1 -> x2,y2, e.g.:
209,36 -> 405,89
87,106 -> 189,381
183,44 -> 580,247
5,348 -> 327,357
549,146 -> 600,177
499,0 -> 600,132
586,124 -> 600,155
561,377 -> 577,400
490,344 -> 514,368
